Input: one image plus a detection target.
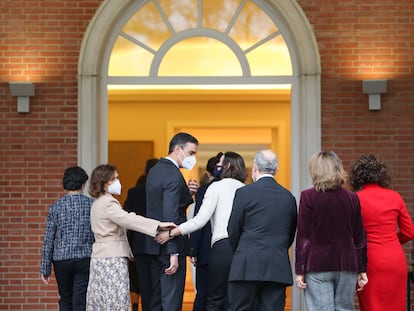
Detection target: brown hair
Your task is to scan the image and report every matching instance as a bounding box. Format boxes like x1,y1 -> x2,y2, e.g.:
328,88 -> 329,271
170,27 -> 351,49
349,154 -> 391,191
88,164 -> 117,198
221,151 -> 247,183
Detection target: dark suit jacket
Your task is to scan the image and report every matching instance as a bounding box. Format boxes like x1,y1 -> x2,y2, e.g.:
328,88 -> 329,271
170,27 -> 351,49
144,158 -> 193,256
124,183 -> 147,256
189,179 -> 217,266
227,176 -> 297,285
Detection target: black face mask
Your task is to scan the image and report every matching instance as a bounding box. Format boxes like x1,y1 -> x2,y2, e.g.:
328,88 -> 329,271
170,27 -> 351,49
213,165 -> 222,178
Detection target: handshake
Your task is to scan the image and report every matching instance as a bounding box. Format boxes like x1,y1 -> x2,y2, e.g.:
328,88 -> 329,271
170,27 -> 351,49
155,222 -> 180,245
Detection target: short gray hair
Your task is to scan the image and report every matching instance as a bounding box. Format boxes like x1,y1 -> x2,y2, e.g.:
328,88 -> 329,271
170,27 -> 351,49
253,149 -> 278,175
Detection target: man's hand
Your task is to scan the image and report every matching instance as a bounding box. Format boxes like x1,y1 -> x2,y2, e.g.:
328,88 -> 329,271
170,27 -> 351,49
155,227 -> 180,244
165,254 -> 179,275
155,230 -> 170,244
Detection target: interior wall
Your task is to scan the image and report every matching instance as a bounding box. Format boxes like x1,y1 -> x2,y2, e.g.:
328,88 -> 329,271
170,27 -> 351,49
108,87 -> 292,308
108,140 -> 154,205
108,89 -> 291,189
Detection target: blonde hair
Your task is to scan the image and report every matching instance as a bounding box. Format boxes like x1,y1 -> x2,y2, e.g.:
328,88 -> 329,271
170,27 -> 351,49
308,151 -> 346,191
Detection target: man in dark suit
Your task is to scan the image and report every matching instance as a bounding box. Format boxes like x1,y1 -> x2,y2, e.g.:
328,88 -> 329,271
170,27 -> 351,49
227,149 -> 297,311
144,132 -> 199,311
124,158 -> 159,311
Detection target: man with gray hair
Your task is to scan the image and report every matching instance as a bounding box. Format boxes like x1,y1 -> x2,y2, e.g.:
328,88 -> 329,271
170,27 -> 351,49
227,149 -> 297,311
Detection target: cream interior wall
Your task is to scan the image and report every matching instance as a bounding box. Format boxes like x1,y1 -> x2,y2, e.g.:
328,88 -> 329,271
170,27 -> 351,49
108,89 -> 291,188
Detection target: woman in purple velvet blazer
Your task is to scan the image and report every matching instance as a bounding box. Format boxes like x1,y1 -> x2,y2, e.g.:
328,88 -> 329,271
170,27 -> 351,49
295,151 -> 368,311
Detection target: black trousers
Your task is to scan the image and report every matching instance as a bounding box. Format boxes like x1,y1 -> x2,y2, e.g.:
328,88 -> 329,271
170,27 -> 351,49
228,281 -> 287,311
134,254 -> 153,311
206,239 -> 233,311
53,258 -> 90,311
193,263 -> 209,311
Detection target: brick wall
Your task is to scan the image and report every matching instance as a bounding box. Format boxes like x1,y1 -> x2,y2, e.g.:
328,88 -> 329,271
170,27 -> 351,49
297,1 -> 414,215
298,1 -> 414,309
1,0 -> 413,310
0,1 -> 102,310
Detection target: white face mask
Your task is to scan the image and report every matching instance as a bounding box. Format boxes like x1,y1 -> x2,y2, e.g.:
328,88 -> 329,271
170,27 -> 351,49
179,148 -> 197,170
108,179 -> 122,195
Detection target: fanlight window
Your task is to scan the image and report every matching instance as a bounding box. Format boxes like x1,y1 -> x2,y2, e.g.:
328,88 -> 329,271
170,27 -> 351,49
108,0 -> 292,81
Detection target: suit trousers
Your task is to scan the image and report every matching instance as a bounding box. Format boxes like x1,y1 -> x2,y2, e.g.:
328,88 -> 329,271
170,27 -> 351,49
304,271 -> 358,311
148,254 -> 186,311
134,254 -> 152,311
206,238 -> 233,311
53,258 -> 90,311
228,281 -> 287,311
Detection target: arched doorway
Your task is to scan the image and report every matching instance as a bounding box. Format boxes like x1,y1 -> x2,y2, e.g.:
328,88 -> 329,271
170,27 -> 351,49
78,1 -> 321,310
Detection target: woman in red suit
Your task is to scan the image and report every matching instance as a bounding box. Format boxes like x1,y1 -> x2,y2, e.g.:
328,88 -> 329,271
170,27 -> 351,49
350,154 -> 414,311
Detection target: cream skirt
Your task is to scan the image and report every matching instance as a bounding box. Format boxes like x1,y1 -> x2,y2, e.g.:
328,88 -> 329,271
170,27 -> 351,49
86,257 -> 130,311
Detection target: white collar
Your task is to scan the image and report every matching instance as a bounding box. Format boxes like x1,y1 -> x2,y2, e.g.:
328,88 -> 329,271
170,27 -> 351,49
165,156 -> 179,168
256,174 -> 274,181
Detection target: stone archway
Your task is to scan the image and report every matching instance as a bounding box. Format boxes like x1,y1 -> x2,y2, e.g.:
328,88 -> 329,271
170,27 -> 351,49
78,1 -> 320,309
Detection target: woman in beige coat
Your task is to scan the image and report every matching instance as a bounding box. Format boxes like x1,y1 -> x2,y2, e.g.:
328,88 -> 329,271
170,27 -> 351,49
85,164 -> 174,311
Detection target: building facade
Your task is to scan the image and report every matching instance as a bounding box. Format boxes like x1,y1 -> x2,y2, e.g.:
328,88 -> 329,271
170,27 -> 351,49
1,0 -> 413,310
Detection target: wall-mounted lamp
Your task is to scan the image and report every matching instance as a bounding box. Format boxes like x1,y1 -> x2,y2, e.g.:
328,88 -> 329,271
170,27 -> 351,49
9,82 -> 35,113
362,79 -> 387,111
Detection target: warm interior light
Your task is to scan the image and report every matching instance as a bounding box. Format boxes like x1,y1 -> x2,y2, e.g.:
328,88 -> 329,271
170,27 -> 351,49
107,84 -> 291,90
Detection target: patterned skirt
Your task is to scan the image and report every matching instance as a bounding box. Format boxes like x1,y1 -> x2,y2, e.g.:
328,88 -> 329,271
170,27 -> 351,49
86,257 -> 130,311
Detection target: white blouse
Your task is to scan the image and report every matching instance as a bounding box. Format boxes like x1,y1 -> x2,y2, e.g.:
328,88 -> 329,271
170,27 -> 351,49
179,178 -> 245,246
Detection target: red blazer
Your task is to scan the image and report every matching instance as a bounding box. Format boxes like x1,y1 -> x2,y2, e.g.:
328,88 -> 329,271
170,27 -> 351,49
357,184 -> 414,245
